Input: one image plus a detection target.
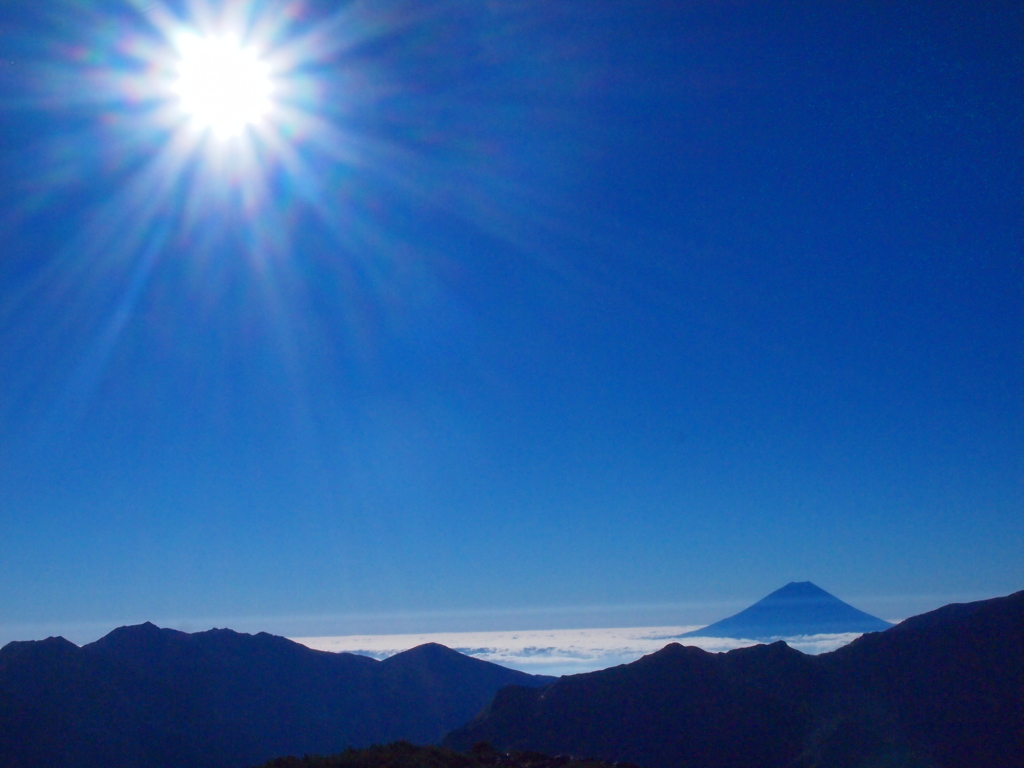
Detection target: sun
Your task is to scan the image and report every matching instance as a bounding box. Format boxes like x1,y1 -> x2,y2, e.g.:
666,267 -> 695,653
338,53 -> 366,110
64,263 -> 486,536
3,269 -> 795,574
172,33 -> 273,138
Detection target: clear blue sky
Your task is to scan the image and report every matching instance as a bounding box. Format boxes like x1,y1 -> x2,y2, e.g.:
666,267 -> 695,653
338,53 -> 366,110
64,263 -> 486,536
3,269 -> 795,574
1,0 -> 1021,646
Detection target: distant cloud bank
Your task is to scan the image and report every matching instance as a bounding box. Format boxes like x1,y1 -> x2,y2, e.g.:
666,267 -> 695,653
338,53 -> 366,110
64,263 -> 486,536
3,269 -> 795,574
293,626 -> 865,676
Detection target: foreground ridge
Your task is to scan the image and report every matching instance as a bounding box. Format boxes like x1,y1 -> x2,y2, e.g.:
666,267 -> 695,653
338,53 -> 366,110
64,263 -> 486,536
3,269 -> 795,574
257,741 -> 641,768
0,629 -> 552,768
446,590 -> 1024,768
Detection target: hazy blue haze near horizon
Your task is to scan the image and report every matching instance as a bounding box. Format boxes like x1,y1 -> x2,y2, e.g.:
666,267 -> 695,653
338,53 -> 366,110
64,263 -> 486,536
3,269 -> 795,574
0,0 -> 1021,644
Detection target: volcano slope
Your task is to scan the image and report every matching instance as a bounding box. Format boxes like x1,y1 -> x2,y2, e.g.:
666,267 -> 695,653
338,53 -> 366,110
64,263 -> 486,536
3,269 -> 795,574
678,581 -> 892,639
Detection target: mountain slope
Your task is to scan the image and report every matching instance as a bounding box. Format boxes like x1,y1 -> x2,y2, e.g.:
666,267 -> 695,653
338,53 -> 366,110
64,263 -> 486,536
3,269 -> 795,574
0,625 -> 553,768
680,581 -> 892,639
451,641 -> 827,767
820,592 -> 1024,768
445,590 -> 1024,768
255,741 -> 643,768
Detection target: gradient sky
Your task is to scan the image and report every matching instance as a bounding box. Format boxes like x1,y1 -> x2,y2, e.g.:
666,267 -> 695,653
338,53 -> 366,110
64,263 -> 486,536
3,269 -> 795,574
1,0 -> 1021,647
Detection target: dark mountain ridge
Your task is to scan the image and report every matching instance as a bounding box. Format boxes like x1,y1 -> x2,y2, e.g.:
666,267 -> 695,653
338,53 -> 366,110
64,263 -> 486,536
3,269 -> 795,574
446,590 -> 1024,768
3,591 -> 1020,768
680,581 -> 893,639
255,740 -> 644,768
0,624 -> 552,768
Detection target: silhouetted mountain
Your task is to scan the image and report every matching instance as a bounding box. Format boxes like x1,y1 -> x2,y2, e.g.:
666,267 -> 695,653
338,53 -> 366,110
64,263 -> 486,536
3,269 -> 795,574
0,624 -> 552,768
818,592 -> 1024,768
256,740 -> 643,768
679,581 -> 892,639
445,590 -> 1024,768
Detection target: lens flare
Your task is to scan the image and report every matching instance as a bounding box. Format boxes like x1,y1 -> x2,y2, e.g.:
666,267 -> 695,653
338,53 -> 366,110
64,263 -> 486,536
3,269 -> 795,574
173,33 -> 272,138
4,0 -> 577,446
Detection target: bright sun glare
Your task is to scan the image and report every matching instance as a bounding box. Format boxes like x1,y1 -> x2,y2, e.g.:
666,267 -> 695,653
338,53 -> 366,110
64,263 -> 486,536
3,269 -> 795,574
173,33 -> 273,138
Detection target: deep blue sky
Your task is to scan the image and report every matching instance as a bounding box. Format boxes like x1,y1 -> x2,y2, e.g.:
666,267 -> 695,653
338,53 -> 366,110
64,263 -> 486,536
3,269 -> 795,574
1,0 -> 1021,645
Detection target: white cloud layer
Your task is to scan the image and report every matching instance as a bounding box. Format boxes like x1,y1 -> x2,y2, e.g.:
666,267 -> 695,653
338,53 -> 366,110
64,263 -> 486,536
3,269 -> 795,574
292,626 -> 864,676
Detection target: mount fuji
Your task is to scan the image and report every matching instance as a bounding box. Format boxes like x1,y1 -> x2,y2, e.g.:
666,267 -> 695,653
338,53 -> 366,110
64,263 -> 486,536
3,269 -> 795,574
680,581 -> 893,639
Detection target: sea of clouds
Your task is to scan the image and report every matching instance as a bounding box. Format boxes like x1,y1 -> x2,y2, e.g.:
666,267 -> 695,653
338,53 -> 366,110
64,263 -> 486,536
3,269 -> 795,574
292,626 -> 864,676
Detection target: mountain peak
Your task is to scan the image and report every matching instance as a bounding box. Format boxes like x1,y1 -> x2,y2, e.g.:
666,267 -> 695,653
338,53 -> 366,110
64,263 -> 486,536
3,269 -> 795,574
102,621 -> 164,638
83,622 -> 192,659
770,582 -> 839,600
0,635 -> 79,663
384,642 -> 500,670
681,582 -> 892,639
381,642 -> 461,665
